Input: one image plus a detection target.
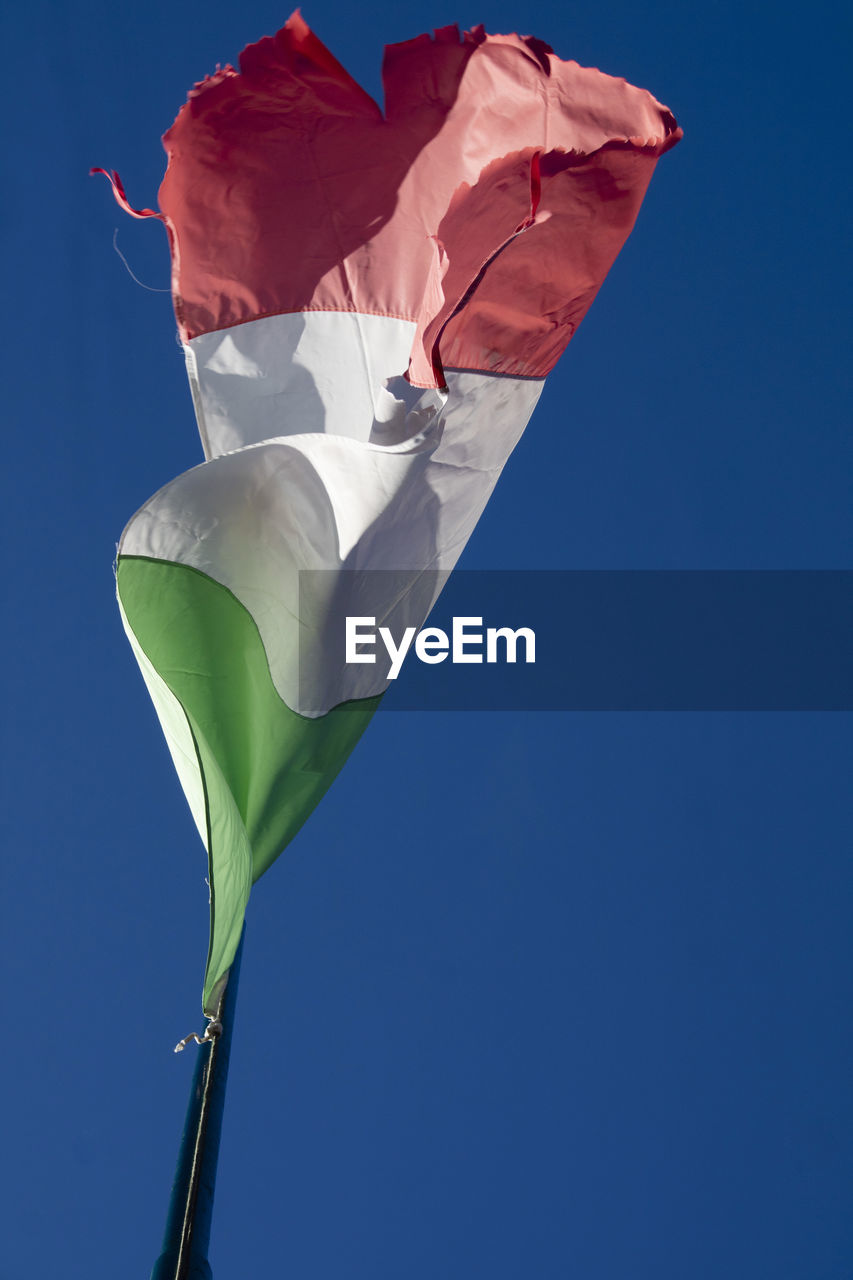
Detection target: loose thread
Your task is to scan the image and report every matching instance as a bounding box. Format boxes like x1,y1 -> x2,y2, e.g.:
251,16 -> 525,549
111,228 -> 171,293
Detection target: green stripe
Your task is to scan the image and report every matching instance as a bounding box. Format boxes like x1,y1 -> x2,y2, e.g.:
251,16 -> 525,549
117,555 -> 381,1008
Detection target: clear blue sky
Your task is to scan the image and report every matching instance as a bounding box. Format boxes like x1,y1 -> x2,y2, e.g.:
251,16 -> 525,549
4,1 -> 851,1277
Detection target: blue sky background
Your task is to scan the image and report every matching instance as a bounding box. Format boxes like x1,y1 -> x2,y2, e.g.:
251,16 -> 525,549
3,1 -> 851,1276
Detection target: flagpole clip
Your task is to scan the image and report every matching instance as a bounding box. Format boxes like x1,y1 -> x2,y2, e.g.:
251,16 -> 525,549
173,1016 -> 223,1054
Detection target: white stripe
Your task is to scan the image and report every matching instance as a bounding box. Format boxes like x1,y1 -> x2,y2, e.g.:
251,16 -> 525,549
117,595 -> 208,847
122,355 -> 543,716
187,312 -> 418,458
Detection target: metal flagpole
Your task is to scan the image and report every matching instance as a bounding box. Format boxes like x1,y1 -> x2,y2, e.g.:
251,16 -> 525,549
150,928 -> 245,1280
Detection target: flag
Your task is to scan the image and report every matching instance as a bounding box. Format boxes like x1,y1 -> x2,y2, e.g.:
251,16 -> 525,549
106,15 -> 680,1012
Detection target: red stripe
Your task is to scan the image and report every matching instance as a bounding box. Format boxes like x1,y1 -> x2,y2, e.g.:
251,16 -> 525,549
421,144 -> 663,382
90,168 -> 166,222
142,16 -> 680,381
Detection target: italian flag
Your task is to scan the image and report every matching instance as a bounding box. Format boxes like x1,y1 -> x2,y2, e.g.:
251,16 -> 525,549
105,15 -> 680,1012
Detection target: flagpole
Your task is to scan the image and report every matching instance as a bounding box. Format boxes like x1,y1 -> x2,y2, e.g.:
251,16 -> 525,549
151,928 -> 245,1280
